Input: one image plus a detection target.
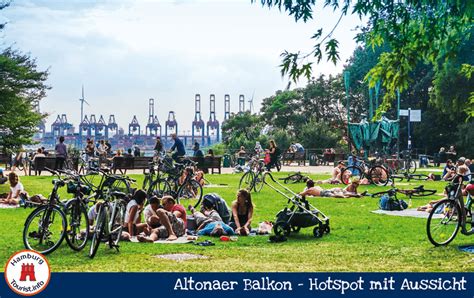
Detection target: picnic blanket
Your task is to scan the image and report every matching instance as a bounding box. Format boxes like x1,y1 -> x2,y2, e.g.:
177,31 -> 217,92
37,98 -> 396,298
129,236 -> 195,244
0,203 -> 19,209
371,208 -> 443,219
458,245 -> 474,254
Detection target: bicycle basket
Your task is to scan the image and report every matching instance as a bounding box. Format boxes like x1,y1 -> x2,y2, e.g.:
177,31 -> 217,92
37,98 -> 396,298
67,181 -> 92,195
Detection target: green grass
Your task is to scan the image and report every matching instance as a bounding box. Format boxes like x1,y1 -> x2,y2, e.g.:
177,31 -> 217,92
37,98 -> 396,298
0,171 -> 473,272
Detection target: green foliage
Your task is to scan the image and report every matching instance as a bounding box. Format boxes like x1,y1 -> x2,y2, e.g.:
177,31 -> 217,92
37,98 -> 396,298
253,0 -> 473,114
0,48 -> 49,153
221,112 -> 267,150
299,119 -> 339,149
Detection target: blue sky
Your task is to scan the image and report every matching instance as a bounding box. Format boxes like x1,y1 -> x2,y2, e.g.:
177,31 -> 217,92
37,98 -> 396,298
2,0 -> 363,133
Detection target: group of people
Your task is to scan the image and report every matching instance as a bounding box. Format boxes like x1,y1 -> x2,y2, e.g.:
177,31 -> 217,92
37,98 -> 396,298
93,188 -> 254,242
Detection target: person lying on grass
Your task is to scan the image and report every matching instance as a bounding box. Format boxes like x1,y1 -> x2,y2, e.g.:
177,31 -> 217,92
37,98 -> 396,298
0,172 -> 26,205
188,205 -> 234,237
138,196 -> 186,242
300,179 -> 361,198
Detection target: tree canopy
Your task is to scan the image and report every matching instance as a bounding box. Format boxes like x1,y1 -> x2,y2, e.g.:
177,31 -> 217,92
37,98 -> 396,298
0,2 -> 49,152
253,0 -> 473,112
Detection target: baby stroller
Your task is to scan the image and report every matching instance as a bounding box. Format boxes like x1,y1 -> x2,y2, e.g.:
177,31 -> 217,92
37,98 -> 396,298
264,172 -> 330,238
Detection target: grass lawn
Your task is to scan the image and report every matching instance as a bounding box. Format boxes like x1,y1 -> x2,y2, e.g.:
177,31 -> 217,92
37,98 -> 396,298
0,170 -> 473,272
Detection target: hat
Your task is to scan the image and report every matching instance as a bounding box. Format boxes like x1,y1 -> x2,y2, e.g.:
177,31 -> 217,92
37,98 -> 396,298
457,157 -> 466,164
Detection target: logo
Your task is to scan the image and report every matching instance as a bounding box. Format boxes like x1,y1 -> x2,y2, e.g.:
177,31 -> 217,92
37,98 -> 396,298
4,250 -> 51,296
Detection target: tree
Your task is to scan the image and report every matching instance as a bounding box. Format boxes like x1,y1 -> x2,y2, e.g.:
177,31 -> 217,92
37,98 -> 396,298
221,112 -> 267,151
0,48 -> 49,152
253,0 -> 473,111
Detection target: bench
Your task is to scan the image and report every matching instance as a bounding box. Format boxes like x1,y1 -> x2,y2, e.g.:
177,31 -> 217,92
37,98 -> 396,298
281,151 -> 306,166
29,157 -> 57,175
111,156 -> 153,174
190,156 -> 222,174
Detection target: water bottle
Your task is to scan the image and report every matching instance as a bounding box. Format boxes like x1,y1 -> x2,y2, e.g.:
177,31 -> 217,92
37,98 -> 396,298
408,198 -> 412,208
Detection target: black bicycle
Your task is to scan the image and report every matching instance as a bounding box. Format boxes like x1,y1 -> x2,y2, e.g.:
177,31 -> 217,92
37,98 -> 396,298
279,172 -> 309,184
426,175 -> 473,246
341,158 -> 390,186
23,168 -> 68,255
239,156 -> 266,192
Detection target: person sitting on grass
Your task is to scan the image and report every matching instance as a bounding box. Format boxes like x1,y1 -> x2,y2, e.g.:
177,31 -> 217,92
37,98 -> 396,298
0,172 -> 26,205
316,161 -> 345,184
229,189 -> 254,236
343,177 -> 363,198
122,189 -> 149,240
138,196 -> 186,242
0,169 -> 7,184
143,196 -> 162,229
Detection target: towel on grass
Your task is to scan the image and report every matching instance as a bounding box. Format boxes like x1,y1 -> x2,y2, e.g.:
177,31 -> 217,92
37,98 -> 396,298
129,236 -> 195,244
371,208 -> 443,219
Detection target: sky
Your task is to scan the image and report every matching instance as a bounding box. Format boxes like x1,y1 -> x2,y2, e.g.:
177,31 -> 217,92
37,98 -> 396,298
1,0 -> 363,134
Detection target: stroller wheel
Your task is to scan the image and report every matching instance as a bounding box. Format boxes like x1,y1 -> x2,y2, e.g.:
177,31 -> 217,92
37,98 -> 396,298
274,222 -> 290,236
324,224 -> 330,234
313,226 -> 323,238
291,226 -> 301,233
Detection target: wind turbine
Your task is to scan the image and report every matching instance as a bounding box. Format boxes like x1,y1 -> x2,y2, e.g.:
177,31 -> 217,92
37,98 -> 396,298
79,85 -> 90,122
248,90 -> 255,114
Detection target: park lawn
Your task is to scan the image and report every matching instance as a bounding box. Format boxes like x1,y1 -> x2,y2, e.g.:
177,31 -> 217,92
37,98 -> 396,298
0,171 -> 472,272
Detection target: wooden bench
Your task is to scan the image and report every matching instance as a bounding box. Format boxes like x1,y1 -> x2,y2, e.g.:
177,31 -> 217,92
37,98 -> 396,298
190,156 -> 222,174
281,151 -> 306,166
111,156 -> 153,174
29,157 -> 57,175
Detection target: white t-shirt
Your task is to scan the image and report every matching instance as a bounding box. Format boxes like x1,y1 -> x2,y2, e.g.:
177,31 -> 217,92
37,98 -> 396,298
10,182 -> 24,199
143,204 -> 156,223
124,200 -> 140,224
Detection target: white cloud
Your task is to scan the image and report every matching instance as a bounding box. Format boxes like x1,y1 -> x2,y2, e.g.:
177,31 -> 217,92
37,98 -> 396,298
2,0 -> 362,132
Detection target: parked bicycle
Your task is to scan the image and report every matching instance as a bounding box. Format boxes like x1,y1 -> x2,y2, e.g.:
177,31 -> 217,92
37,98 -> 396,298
239,156 -> 266,192
23,168 -> 68,255
371,185 -> 437,199
279,172 -> 310,184
426,175 -> 473,246
340,157 -> 389,186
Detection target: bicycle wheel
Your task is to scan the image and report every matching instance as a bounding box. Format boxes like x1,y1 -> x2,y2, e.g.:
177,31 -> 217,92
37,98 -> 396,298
411,189 -> 436,197
109,201 -> 125,248
369,166 -> 389,186
407,174 -> 428,181
239,171 -> 255,191
341,166 -> 362,185
427,199 -> 461,246
176,179 -> 203,208
23,205 -> 67,255
64,199 -> 89,251
254,172 -> 265,192
148,178 -> 171,197
142,175 -> 151,191
89,204 -> 106,259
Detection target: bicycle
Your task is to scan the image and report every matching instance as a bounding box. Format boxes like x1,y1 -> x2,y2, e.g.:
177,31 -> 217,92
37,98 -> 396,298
340,158 -> 389,186
371,185 -> 437,200
426,175 -> 473,246
151,155 -> 203,208
89,190 -> 127,258
279,172 -> 309,184
23,168 -> 68,255
239,156 -> 266,192
62,170 -> 96,251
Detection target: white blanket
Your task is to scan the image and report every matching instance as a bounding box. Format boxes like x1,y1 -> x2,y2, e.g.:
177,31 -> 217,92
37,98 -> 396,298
371,208 -> 443,219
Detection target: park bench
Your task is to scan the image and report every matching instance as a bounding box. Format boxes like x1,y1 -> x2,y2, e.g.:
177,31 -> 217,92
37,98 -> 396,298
111,156 -> 153,174
29,157 -> 57,176
281,151 -> 306,166
190,156 -> 222,174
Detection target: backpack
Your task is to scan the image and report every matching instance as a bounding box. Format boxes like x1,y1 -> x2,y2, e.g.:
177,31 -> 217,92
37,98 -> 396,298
379,194 -> 408,211
202,193 -> 231,224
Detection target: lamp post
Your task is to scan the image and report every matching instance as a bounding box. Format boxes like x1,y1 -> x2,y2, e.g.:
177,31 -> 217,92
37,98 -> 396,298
344,71 -> 351,153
